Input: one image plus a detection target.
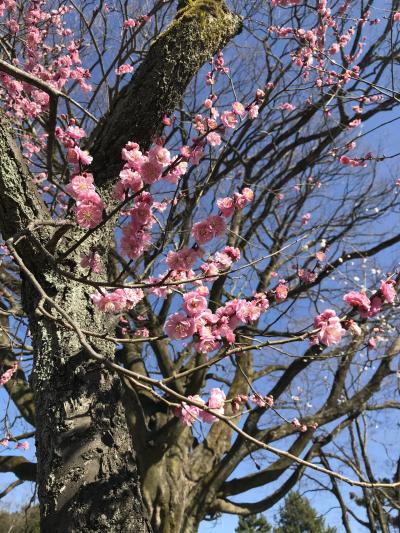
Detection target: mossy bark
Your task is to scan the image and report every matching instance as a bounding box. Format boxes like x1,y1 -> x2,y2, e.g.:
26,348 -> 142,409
90,0 -> 241,187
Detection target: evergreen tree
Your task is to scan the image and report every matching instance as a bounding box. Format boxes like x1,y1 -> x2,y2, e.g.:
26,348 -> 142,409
273,492 -> 336,533
236,513 -> 272,533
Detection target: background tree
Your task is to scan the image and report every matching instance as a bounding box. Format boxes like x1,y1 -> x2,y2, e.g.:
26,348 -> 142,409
0,504 -> 39,533
273,492 -> 336,533
0,1 -> 399,533
236,513 -> 272,533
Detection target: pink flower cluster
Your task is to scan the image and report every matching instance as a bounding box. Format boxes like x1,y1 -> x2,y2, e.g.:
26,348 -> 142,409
166,247 -> 203,271
200,246 -> 241,279
80,251 -> 103,274
0,4 -> 92,124
250,394 -> 274,408
217,187 -> 254,217
0,362 -> 18,386
165,290 -> 269,352
175,388 -> 226,427
192,215 -> 226,245
195,91 -> 264,147
297,268 -> 317,284
121,191 -> 154,259
57,122 -> 103,229
292,418 -> 318,433
115,140 -> 186,192
0,439 -> 29,451
66,173 -> 104,229
343,281 -> 396,318
313,309 -> 345,346
91,288 -> 144,314
113,139 -> 189,259
115,64 -> 133,76
339,155 -> 367,168
271,0 -> 301,6
279,102 -> 296,112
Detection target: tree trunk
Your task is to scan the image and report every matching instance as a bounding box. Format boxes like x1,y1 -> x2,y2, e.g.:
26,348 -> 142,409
24,268 -> 151,532
141,440 -> 203,533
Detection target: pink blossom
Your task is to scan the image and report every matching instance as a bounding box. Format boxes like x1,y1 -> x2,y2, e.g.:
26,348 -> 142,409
224,246 -> 241,261
302,212 -> 311,225
292,418 -> 307,432
115,64 -> 133,75
113,168 -> 143,200
217,197 -> 235,217
200,262 -> 220,280
7,19 -> 19,33
164,312 -> 196,340
66,125 -> 86,140
329,42 -> 340,55
275,282 -> 288,302
251,394 -> 274,408
207,132 -> 222,146
166,247 -> 200,271
80,251 -> 103,273
0,363 -> 18,386
314,309 -> 345,346
343,291 -> 371,314
163,115 -> 172,126
236,300 -> 261,323
67,146 -> 93,166
66,174 -> 95,199
369,295 -> 383,316
279,102 -> 296,112
146,275 -> 172,298
298,269 -> 317,284
368,337 -> 377,348
232,101 -> 246,116
91,290 -> 127,314
380,280 -> 396,304
122,142 -> 145,167
148,145 -> 171,167
200,388 -> 226,423
208,215 -> 226,236
123,18 -> 137,28
213,252 -> 233,270
242,187 -> 254,203
221,111 -> 238,128
394,12 -> 400,21
348,118 -> 361,128
175,395 -> 205,426
15,441 -> 29,450
76,192 -> 103,229
131,202 -> 152,225
140,160 -> 163,184
183,291 -> 208,316
194,337 -> 221,354
124,288 -> 144,309
192,215 -> 226,244
248,104 -> 259,119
